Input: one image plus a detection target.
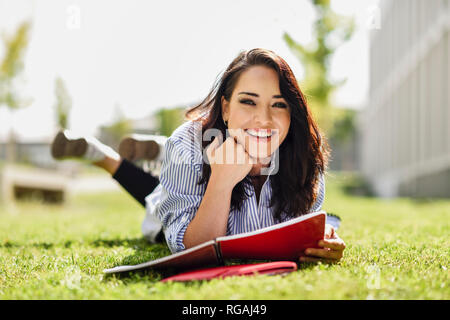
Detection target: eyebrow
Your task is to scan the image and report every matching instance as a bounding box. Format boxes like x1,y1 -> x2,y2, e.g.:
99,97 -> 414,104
238,92 -> 283,99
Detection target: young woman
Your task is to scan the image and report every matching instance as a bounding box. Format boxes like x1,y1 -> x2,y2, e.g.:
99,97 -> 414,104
53,48 -> 345,263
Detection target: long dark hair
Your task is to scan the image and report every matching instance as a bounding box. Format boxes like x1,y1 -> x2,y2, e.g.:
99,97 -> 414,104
185,48 -> 330,221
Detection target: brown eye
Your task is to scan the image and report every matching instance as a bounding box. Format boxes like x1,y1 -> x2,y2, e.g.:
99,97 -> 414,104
239,99 -> 256,105
273,102 -> 287,108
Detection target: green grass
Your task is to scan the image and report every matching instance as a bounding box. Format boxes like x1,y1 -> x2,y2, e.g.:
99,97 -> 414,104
0,172 -> 448,299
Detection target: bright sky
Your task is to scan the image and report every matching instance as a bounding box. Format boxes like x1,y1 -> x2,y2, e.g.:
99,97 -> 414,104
0,0 -> 374,141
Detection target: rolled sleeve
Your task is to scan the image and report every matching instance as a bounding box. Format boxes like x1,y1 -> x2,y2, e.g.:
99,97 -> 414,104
310,172 -> 325,212
157,136 -> 205,253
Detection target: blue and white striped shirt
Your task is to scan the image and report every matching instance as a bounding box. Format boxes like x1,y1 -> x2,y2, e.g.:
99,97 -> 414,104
143,120 -> 327,253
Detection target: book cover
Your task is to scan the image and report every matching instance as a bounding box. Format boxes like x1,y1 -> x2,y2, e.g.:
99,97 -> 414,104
103,211 -> 326,274
160,261 -> 298,282
103,240 -> 219,274
218,211 -> 325,260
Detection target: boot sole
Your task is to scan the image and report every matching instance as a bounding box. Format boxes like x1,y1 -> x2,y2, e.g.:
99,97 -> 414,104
51,131 -> 88,159
118,137 -> 159,161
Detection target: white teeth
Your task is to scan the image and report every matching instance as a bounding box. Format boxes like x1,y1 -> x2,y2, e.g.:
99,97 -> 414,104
246,129 -> 272,138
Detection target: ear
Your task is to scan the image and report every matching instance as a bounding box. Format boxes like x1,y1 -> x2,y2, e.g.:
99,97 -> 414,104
221,96 -> 229,121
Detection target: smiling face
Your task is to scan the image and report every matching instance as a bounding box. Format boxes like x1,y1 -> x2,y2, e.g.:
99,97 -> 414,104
221,65 -> 291,164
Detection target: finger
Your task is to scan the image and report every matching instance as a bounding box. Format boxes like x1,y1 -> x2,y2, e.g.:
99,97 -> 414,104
233,137 -> 245,151
206,136 -> 220,154
324,224 -> 335,238
205,138 -> 217,162
235,141 -> 253,165
247,154 -> 258,165
218,137 -> 234,164
233,138 -> 256,165
232,134 -> 242,146
232,139 -> 244,164
221,136 -> 239,164
305,248 -> 342,260
299,256 -> 322,263
318,238 -> 346,251
299,256 -> 337,264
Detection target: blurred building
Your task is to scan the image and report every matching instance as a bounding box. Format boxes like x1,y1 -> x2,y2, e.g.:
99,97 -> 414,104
359,0 -> 450,197
0,136 -> 55,168
98,113 -> 159,150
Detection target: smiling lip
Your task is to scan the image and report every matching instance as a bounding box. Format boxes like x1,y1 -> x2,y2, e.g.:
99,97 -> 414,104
244,129 -> 275,142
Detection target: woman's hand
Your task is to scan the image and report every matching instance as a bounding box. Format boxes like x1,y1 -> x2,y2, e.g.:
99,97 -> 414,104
206,136 -> 255,188
299,224 -> 346,263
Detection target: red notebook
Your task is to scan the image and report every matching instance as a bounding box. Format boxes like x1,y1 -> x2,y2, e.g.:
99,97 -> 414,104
103,211 -> 326,274
160,261 -> 298,282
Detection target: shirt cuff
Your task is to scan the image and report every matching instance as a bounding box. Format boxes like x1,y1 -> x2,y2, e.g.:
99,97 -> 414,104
166,217 -> 190,253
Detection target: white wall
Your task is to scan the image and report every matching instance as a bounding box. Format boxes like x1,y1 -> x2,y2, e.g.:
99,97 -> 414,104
360,0 -> 450,197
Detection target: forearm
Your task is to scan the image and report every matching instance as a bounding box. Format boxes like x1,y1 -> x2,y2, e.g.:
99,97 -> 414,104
183,174 -> 234,249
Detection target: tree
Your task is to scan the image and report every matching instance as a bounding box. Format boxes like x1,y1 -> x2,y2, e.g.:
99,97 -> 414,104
99,104 -> 132,150
0,21 -> 32,162
53,77 -> 72,130
0,21 -> 32,109
283,0 -> 355,141
155,107 -> 185,137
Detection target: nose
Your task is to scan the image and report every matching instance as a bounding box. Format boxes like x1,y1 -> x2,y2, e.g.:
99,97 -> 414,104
253,105 -> 272,127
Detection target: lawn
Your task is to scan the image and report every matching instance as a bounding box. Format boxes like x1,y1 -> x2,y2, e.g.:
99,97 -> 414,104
0,172 -> 448,299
